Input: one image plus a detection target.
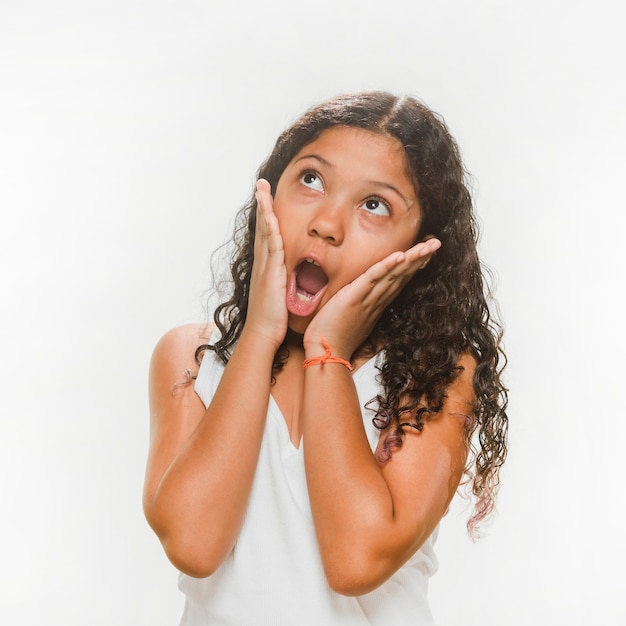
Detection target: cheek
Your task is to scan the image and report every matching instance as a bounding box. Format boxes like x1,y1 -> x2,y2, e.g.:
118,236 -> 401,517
341,254 -> 383,284
270,195 -> 290,232
401,223 -> 421,249
382,228 -> 420,255
271,186 -> 298,229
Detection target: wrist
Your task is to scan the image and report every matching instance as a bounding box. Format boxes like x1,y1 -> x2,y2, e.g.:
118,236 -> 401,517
303,331 -> 351,361
303,336 -> 353,371
239,325 -> 284,358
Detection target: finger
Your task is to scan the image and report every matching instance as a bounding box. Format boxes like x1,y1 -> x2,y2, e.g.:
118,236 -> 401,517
357,239 -> 441,300
255,179 -> 272,233
370,239 -> 441,280
329,253 -> 405,313
254,179 -> 284,262
403,237 -> 441,264
385,238 -> 442,280
253,180 -> 272,260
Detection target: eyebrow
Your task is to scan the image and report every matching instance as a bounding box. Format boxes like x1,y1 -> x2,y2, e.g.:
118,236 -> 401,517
293,154 -> 414,211
370,180 -> 414,211
293,154 -> 333,168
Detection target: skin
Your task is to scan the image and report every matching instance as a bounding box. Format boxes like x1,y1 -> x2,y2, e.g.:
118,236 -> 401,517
272,127 -> 422,338
143,127 -> 474,594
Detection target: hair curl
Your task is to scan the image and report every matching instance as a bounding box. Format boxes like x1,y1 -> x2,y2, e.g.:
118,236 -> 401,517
200,91 -> 508,536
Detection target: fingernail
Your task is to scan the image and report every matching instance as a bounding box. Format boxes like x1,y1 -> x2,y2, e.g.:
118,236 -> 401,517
257,178 -> 271,193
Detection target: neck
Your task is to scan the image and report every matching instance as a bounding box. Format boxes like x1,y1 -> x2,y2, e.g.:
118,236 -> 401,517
284,327 -> 304,349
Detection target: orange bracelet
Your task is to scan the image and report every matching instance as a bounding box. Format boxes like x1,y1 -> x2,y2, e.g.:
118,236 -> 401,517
303,337 -> 353,371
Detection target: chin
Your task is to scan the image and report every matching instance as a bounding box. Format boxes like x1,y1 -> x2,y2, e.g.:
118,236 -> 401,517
287,315 -> 311,336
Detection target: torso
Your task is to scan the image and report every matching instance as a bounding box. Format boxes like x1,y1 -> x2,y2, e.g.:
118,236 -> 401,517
271,350 -> 306,447
182,336 -> 440,626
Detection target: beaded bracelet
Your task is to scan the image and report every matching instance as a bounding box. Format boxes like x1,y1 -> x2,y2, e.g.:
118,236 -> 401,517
303,337 -> 353,371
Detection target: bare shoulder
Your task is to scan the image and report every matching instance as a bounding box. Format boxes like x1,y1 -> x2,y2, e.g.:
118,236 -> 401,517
149,322 -> 215,410
415,351 -> 477,440
153,322 -> 214,357
151,323 -> 214,374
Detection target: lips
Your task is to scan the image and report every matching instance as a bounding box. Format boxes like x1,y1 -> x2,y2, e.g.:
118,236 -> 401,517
286,259 -> 329,317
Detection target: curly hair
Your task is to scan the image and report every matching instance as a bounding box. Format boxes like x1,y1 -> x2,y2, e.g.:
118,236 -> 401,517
199,91 -> 508,536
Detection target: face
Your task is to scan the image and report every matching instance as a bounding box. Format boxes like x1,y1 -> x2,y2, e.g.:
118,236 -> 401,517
272,126 -> 422,333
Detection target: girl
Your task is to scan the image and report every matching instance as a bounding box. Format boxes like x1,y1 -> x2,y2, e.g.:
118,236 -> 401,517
144,91 -> 508,625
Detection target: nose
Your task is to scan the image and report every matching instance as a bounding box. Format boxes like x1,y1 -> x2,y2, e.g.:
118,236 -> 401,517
307,200 -> 344,245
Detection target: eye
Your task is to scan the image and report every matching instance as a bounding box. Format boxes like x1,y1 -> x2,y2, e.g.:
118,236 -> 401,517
300,171 -> 324,192
360,197 -> 390,216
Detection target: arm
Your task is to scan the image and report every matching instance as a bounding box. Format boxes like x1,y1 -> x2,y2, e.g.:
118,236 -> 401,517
301,352 -> 472,596
300,242 -> 468,595
143,181 -> 287,577
143,324 -> 277,577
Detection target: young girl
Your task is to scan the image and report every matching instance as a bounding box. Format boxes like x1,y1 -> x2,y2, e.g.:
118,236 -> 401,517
144,91 -> 508,625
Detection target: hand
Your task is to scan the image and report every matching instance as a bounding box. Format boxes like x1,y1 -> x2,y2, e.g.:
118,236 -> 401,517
243,179 -> 288,350
303,238 -> 441,359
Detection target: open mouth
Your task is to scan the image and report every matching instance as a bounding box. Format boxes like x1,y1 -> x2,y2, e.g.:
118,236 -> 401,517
286,259 -> 329,317
296,259 -> 328,300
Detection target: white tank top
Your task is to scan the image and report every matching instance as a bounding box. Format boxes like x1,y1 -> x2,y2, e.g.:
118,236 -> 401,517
179,348 -> 438,625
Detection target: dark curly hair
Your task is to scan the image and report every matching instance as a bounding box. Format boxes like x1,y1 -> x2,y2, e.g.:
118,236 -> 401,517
199,91 -> 508,536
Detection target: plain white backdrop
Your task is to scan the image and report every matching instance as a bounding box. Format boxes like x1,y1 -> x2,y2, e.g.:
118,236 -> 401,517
1,1 -> 624,624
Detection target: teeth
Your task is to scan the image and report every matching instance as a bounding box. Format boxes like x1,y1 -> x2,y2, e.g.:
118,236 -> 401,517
305,259 -> 320,266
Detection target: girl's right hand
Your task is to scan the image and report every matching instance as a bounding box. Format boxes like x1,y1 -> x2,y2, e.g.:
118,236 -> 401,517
244,179 -> 288,350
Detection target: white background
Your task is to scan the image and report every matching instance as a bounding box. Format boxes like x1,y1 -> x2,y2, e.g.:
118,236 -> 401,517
1,1 -> 624,624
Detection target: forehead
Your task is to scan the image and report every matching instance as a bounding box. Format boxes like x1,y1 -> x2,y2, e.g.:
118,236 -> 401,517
289,126 -> 412,182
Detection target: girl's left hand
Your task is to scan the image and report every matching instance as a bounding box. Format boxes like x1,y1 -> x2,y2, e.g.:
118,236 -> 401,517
303,238 -> 441,359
